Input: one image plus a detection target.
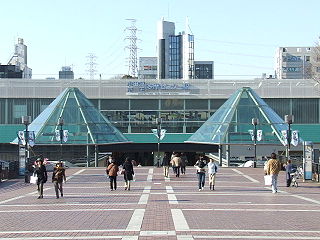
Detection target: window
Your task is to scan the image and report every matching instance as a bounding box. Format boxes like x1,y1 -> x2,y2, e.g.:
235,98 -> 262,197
305,56 -> 310,62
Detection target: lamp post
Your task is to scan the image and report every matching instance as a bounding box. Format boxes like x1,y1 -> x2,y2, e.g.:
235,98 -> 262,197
156,117 -> 162,167
59,117 -> 64,162
22,116 -> 31,183
285,114 -> 294,161
252,118 -> 259,168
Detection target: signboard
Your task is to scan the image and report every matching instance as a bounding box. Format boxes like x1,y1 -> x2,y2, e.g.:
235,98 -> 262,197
151,129 -> 167,140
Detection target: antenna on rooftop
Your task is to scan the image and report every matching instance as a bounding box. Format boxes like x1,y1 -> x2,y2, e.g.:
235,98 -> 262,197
125,19 -> 139,77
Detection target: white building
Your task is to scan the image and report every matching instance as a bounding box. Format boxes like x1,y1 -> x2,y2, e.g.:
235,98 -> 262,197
7,38 -> 32,79
275,47 -> 313,79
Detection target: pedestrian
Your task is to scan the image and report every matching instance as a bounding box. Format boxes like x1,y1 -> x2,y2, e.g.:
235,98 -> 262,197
34,158 -> 47,199
285,160 -> 295,187
52,162 -> 66,198
180,153 -> 187,175
265,152 -> 282,193
162,152 -> 171,178
207,158 -> 218,190
106,159 -> 119,191
122,157 -> 134,190
194,156 -> 206,191
171,152 -> 182,177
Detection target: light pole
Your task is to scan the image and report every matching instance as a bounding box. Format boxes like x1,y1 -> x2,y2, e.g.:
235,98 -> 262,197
285,114 -> 294,161
22,116 -> 31,183
59,117 -> 64,162
252,118 -> 259,168
156,117 -> 162,167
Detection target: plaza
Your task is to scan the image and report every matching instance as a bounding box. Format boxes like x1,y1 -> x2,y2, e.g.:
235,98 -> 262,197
0,166 -> 320,239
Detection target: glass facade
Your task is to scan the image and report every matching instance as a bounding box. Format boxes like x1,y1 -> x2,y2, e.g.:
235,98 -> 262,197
169,35 -> 182,79
2,95 -> 320,135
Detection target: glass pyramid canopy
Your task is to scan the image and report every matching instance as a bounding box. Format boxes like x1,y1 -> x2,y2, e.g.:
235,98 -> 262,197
14,88 -> 129,145
186,87 -> 288,145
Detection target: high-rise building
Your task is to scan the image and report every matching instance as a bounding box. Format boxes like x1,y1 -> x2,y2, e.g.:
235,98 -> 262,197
138,57 -> 157,79
7,38 -> 32,78
275,47 -> 313,79
59,66 -> 74,79
157,19 -> 194,79
195,61 -> 214,79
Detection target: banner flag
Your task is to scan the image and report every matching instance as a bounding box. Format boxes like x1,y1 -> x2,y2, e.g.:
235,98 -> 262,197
248,130 -> 254,141
63,130 -> 69,142
55,130 -> 60,141
281,130 -> 288,145
18,131 -> 25,145
257,130 -> 263,141
291,130 -> 299,146
28,131 -> 35,147
152,129 -> 166,140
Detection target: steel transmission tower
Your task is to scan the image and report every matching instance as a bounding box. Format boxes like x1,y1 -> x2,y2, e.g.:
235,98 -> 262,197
125,19 -> 139,77
86,53 -> 97,80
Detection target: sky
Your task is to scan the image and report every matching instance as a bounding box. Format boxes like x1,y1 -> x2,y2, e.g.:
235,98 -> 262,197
1,0 -> 320,80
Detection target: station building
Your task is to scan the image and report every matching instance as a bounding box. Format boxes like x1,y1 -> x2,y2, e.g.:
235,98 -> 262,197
0,78 -> 320,166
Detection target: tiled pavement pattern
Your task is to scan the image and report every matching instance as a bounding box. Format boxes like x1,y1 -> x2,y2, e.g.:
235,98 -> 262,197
0,167 -> 320,240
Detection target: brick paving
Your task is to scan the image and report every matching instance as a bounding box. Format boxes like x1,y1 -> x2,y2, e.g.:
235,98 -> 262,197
0,166 -> 320,239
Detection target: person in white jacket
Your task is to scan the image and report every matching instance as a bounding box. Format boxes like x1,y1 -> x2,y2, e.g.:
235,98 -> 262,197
207,158 -> 218,190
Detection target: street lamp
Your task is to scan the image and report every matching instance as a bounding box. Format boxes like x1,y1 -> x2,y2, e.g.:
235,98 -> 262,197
22,115 -> 31,183
59,117 -> 64,162
252,118 -> 259,168
156,117 -> 162,167
285,114 -> 294,161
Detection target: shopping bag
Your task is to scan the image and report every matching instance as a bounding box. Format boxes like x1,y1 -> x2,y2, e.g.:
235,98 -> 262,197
132,174 -> 136,182
264,175 -> 272,186
30,173 -> 38,184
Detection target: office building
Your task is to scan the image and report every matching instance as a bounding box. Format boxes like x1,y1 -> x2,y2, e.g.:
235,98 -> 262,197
195,61 -> 214,79
7,38 -> 32,78
59,66 -> 74,79
138,57 -> 157,79
275,47 -> 315,79
157,19 -> 194,79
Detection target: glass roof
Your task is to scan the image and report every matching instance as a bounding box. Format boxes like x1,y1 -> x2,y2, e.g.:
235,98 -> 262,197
186,87 -> 289,145
14,88 -> 129,145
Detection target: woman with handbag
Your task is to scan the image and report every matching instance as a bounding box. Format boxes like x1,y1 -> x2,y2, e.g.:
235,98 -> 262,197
34,158 -> 47,199
122,157 -> 134,191
106,159 -> 119,191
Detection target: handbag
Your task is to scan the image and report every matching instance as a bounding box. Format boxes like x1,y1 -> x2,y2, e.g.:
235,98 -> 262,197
264,175 -> 272,186
30,173 -> 38,184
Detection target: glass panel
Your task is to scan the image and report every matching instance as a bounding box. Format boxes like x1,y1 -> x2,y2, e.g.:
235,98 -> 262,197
185,99 -> 208,110
161,99 -> 183,110
185,111 -> 209,121
292,99 -> 319,123
100,99 -> 129,110
130,111 -> 158,122
101,111 -> 129,121
131,99 -> 158,110
210,99 -> 226,110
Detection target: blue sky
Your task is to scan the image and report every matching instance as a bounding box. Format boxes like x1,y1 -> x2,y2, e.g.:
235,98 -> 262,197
0,0 -> 319,79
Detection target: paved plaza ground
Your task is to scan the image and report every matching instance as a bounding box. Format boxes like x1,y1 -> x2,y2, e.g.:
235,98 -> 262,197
0,166 -> 320,240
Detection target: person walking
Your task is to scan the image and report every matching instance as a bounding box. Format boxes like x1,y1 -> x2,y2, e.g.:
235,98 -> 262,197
34,158 -> 47,199
52,162 -> 66,198
180,153 -> 187,175
171,152 -> 182,177
106,159 -> 119,191
162,152 -> 171,178
266,153 -> 282,193
207,158 -> 218,190
285,160 -> 295,187
123,157 -> 134,191
194,156 -> 206,191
